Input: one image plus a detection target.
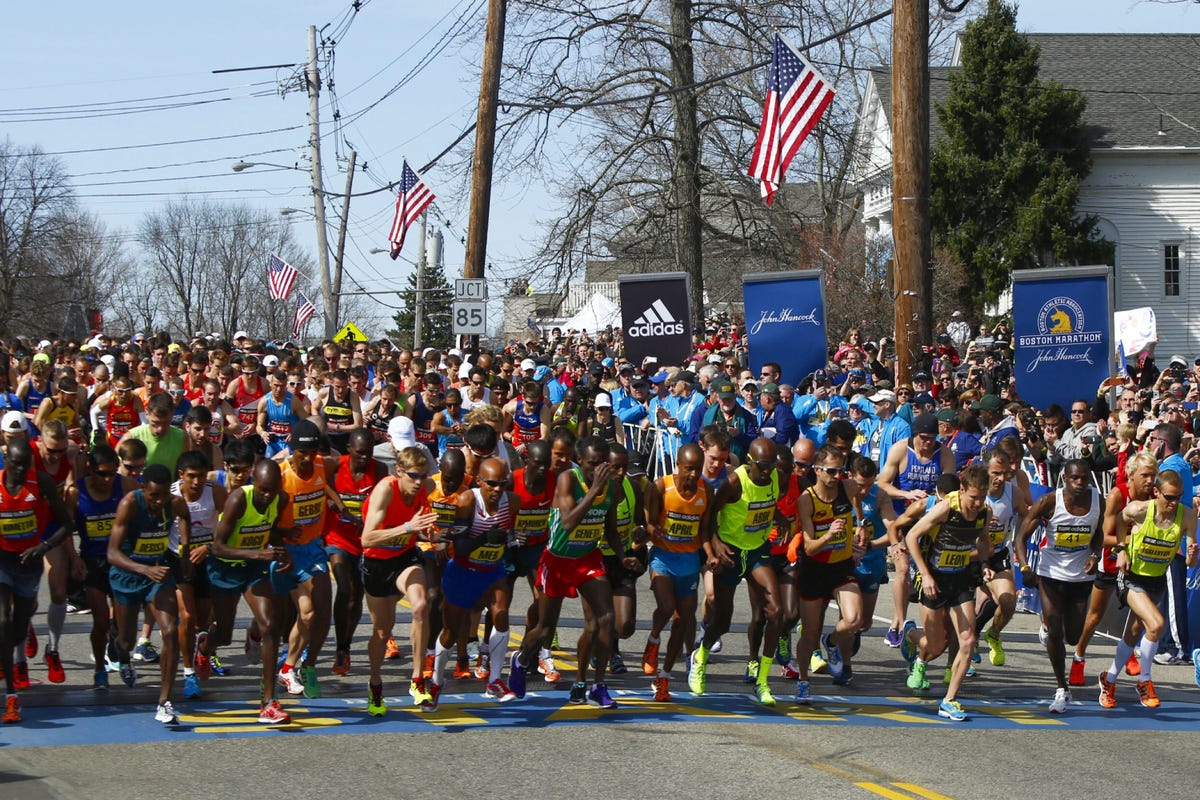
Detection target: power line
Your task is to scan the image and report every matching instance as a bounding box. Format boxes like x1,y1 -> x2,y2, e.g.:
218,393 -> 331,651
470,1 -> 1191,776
7,125 -> 304,158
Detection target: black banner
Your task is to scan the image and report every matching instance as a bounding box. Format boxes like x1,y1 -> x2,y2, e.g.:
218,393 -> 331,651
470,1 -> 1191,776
618,272 -> 693,366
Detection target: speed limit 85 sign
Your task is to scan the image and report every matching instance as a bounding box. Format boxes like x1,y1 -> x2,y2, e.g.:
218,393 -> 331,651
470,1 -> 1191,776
452,300 -> 486,335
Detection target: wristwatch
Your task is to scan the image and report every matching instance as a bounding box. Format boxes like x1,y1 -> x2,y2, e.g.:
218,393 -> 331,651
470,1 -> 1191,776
1112,544 -> 1126,554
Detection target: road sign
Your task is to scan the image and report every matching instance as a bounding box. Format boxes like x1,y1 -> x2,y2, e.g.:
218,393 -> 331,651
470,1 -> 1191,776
452,300 -> 487,335
333,321 -> 368,343
455,279 -> 487,300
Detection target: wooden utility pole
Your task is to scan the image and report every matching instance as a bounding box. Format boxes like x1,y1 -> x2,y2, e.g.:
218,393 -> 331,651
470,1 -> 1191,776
891,0 -> 932,384
462,0 -> 506,350
332,149 -> 356,329
307,25 -> 336,340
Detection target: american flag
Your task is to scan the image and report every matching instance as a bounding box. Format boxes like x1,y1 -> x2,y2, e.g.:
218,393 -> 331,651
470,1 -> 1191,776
267,254 -> 299,300
291,290 -> 316,338
388,160 -> 435,260
747,35 -> 835,206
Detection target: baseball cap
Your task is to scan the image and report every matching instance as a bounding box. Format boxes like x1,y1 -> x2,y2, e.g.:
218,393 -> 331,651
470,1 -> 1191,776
951,310 -> 963,318
912,371 -> 932,382
233,330 -> 249,341
648,369 -> 670,385
38,339 -> 52,349
100,354 -> 116,369
1169,354 -> 1188,367
971,394 -> 1005,413
262,355 -> 280,368
913,392 -> 935,406
869,389 -> 896,403
707,354 -> 723,365
911,412 -> 938,436
387,416 -> 418,450
935,407 -> 957,423
520,358 -> 536,372
291,419 -> 321,450
739,378 -> 759,391
602,357 -> 614,369
760,382 -> 781,398
593,392 -> 613,408
618,362 -> 634,374
713,379 -> 736,399
533,366 -> 551,381
1,411 -> 28,433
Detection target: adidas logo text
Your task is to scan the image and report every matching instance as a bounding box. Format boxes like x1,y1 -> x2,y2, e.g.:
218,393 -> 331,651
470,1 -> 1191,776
628,299 -> 684,337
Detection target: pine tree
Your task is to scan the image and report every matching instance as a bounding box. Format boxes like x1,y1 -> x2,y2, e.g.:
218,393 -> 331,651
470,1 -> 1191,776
387,258 -> 454,350
930,0 -> 1111,312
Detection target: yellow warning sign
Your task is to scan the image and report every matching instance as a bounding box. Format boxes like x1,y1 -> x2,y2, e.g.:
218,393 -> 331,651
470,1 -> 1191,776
333,322 -> 368,343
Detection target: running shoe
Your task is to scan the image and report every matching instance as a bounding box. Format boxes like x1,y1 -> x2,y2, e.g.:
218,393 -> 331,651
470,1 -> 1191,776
3,695 -> 20,724
831,663 -> 854,687
423,652 -> 435,679
609,652 -> 628,675
279,667 -> 304,695
1193,648 -> 1200,688
1153,652 -> 1182,666
794,680 -> 812,706
568,681 -> 588,704
367,683 -> 387,716
209,655 -> 230,677
194,633 -> 212,680
1098,672 -> 1117,709
743,659 -> 759,683
1126,651 -> 1142,677
907,660 -> 929,691
104,653 -> 120,674
652,674 -> 671,702
537,651 -> 560,682
884,627 -> 902,648
486,679 -> 517,703
453,660 -> 473,680
301,665 -> 321,699
779,660 -> 800,680
754,683 -> 777,707
93,668 -> 108,690
258,700 -> 291,724
44,650 -> 65,683
686,650 -> 706,695
475,651 -> 491,681
822,633 -> 844,678
776,634 -> 792,665
985,628 -> 1006,666
409,677 -> 432,707
12,662 -> 29,690
155,701 -> 178,725
642,639 -> 660,675
132,640 -> 159,663
184,673 -> 202,700
1049,687 -> 1070,714
1068,657 -> 1086,687
244,629 -> 262,663
938,698 -> 968,721
1136,679 -> 1160,708
966,662 -> 976,678
119,662 -> 137,688
385,637 -> 401,660
425,682 -> 441,712
508,653 -> 527,699
900,620 -> 918,670
588,682 -> 618,709
694,621 -> 705,649
711,636 -> 723,654
1038,623 -> 1048,647
333,649 -> 351,676
25,624 -> 37,659
810,651 -> 828,674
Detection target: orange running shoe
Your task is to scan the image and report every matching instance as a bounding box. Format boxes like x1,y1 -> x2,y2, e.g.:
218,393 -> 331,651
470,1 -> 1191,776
12,663 -> 30,691
453,661 -> 473,680
537,653 -> 560,683
1098,673 -> 1118,709
652,674 -> 671,702
642,639 -> 660,676
385,637 -> 401,660
1125,652 -> 1141,676
44,650 -> 66,684
1136,679 -> 1160,709
1068,657 -> 1086,686
2,695 -> 20,724
25,624 -> 37,659
423,652 -> 435,679
332,649 -> 351,676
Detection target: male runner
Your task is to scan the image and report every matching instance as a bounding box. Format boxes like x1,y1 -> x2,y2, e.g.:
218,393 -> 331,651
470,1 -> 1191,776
172,450 -> 225,699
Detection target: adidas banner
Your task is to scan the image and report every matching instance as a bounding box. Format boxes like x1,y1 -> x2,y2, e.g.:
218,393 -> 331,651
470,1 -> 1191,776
742,269 -> 826,386
1012,265 -> 1112,412
618,272 -> 693,366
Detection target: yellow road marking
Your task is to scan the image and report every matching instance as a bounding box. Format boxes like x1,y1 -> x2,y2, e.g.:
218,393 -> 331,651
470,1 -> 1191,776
772,703 -> 847,722
856,782 -> 921,800
825,702 -> 947,725
196,717 -> 343,733
545,697 -> 749,722
393,703 -> 491,725
179,707 -> 309,722
972,706 -> 1066,726
891,782 -> 956,800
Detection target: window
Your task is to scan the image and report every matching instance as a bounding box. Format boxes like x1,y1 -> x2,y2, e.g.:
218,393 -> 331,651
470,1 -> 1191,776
1165,244 -> 1181,297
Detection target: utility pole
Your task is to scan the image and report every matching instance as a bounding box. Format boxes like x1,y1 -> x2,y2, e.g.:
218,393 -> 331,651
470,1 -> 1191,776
307,24 -> 336,340
891,0 -> 932,384
462,0 -> 506,351
414,213 -> 427,350
332,150 -> 356,330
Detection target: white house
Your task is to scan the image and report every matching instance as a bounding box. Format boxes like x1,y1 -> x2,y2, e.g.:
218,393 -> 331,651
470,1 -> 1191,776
856,33 -> 1200,356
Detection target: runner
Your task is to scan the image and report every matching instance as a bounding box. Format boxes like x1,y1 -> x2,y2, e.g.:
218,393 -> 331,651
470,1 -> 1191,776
225,355 -> 266,451
507,440 -> 557,682
90,375 -> 144,449
316,369 -> 363,453
426,449 -> 472,677
973,449 -> 1022,668
256,370 -> 306,458
504,380 -> 551,449
847,455 -> 895,656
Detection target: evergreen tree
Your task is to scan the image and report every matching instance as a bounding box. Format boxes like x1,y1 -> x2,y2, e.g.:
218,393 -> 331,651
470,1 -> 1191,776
387,258 -> 454,350
930,0 -> 1111,312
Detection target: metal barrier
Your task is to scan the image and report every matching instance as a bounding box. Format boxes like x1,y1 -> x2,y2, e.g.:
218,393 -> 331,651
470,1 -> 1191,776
622,422 -> 677,479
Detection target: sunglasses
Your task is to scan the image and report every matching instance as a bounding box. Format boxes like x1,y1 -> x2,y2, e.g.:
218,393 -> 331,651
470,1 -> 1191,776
404,471 -> 429,482
46,446 -> 68,455
122,462 -> 145,472
1160,492 -> 1183,503
93,470 -> 117,479
751,459 -> 775,472
480,478 -> 506,488
816,466 -> 848,477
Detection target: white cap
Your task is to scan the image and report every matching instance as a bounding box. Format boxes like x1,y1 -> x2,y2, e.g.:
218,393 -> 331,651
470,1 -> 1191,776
422,347 -> 436,358
448,348 -> 463,358
233,330 -> 249,341
593,393 -> 612,408
38,339 -> 51,349
1,411 -> 28,433
87,336 -> 104,349
387,416 -> 417,450
520,358 -> 536,372
458,363 -> 472,379
100,354 -> 116,368
707,354 -> 722,364
869,389 -> 897,404
262,355 -> 280,368
951,310 -> 963,318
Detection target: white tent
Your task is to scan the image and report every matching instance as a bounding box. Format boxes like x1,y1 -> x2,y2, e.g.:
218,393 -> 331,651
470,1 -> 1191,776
562,293 -> 621,333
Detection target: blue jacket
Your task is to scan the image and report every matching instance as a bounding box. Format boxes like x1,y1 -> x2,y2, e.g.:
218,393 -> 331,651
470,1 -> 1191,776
856,414 -> 911,467
610,386 -> 646,426
792,394 -> 849,445
760,402 -> 798,447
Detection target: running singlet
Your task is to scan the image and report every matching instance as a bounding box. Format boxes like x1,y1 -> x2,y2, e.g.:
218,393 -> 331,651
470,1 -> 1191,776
436,408 -> 467,453
599,476 -> 637,556
264,393 -> 299,454
428,475 -> 473,552
170,479 -> 218,551
325,456 -> 380,557
716,464 -> 779,551
119,490 -> 172,564
550,404 -> 580,437
76,476 -> 124,557
1037,488 -> 1101,582
366,400 -> 401,444
281,456 -> 328,545
857,484 -> 888,574
984,481 -> 1015,551
409,394 -> 439,452
32,448 -> 72,489
219,485 -> 285,565
804,481 -> 854,564
0,471 -> 48,553
1128,500 -> 1184,578
106,398 -> 138,447
456,487 -> 513,571
321,391 -> 354,449
925,491 -> 987,575
511,469 -> 554,546
769,471 -> 802,556
893,446 -> 945,514
361,477 -> 429,560
546,468 -> 612,559
232,376 -> 265,431
654,473 -> 708,554
512,399 -> 544,447
44,399 -> 77,430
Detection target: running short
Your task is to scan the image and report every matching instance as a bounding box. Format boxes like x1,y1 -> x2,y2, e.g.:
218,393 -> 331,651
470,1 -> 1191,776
603,548 -> 647,589
175,553 -> 213,599
1117,571 -> 1167,606
109,561 -> 176,607
769,553 -> 801,578
986,547 -> 1013,574
1036,574 -> 1093,606
855,555 -> 888,596
1093,570 -> 1118,592
920,568 -> 978,610
325,544 -> 360,562
0,550 -> 43,599
536,548 -> 606,599
649,548 -> 701,597
362,550 -> 423,598
207,559 -> 270,595
442,560 -> 506,609
797,558 -> 857,602
714,540 -> 773,587
82,553 -> 111,594
505,541 -> 547,579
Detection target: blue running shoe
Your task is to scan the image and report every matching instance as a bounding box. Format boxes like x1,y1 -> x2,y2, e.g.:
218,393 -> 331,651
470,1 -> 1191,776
184,673 -> 202,700
831,663 -> 854,687
794,680 -> 812,705
132,641 -> 159,663
588,683 -> 618,709
119,662 -> 137,688
508,653 -> 527,699
209,654 -> 231,677
900,620 -> 918,670
1193,648 -> 1200,689
938,698 -> 968,721
822,633 -> 844,678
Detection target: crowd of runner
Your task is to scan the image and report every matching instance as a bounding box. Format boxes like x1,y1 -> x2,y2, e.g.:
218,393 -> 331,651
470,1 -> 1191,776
0,314 -> 1197,725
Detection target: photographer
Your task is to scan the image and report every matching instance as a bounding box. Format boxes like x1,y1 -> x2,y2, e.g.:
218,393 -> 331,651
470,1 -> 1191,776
1048,399 -> 1116,481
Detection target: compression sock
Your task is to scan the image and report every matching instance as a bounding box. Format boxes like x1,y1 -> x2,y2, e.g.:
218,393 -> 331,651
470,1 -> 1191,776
47,603 -> 67,653
1108,638 -> 1136,681
1139,636 -> 1158,681
975,598 -> 998,636
757,656 -> 773,687
432,638 -> 452,687
695,643 -> 710,665
487,628 -> 509,677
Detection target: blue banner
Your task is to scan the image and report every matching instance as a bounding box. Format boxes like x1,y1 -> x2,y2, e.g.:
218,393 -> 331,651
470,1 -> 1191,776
743,269 -> 826,386
1012,266 -> 1112,412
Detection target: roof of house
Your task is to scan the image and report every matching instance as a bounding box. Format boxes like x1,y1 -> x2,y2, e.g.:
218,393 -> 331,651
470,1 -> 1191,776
871,33 -> 1200,149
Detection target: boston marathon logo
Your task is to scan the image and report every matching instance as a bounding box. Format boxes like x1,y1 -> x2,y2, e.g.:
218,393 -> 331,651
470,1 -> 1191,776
749,307 -> 820,336
1018,296 -> 1103,373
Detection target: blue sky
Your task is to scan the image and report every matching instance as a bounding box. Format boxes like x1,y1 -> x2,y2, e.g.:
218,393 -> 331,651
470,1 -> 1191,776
1,1 -> 1196,326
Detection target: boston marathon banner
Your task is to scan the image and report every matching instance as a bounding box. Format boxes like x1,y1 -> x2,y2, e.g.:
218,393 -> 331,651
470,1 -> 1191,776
1012,265 -> 1112,411
618,272 -> 693,366
742,269 -> 826,386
